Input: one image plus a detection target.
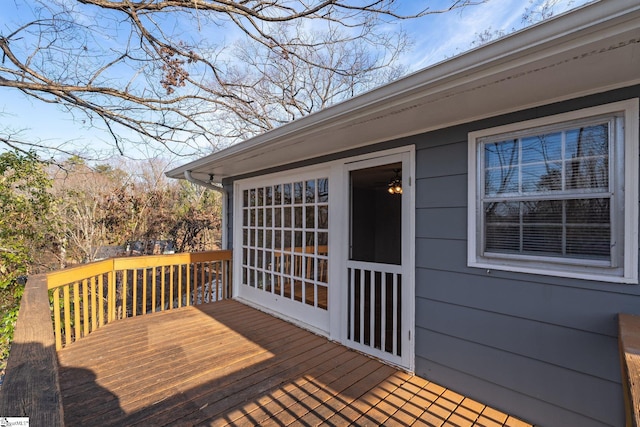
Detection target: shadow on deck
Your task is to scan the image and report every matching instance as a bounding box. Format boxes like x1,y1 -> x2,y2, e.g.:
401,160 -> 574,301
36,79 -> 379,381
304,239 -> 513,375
57,300 -> 531,426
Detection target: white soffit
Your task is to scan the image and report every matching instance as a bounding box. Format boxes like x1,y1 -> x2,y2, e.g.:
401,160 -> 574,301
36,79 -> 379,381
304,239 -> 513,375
168,0 -> 640,184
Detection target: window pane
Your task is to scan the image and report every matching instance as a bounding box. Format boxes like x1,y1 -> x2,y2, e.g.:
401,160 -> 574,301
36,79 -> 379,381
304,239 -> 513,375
485,167 -> 518,196
317,260 -> 328,283
283,183 -> 292,204
522,225 -> 562,255
257,187 -> 264,206
305,258 -> 315,280
485,139 -> 518,169
566,124 -> 609,190
566,198 -> 610,260
485,225 -> 520,253
318,232 -> 328,247
318,178 -> 329,202
521,133 -> 561,164
485,201 -> 520,224
306,180 -> 315,203
306,232 -> 315,252
566,124 -> 609,158
318,205 -> 328,229
294,182 -> 304,204
283,206 -> 292,228
566,198 -> 610,223
567,226 -> 610,259
318,285 -> 328,309
306,206 -> 315,229
521,162 -> 561,193
265,208 -> 272,227
566,157 -> 608,190
274,208 -> 281,228
294,206 -> 303,229
274,185 -> 282,205
522,200 -> 562,224
275,230 -> 282,249
265,186 -> 273,205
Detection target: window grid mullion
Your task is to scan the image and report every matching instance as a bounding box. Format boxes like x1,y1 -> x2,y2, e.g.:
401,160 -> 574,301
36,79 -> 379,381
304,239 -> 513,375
561,131 -> 567,256
518,138 -> 523,253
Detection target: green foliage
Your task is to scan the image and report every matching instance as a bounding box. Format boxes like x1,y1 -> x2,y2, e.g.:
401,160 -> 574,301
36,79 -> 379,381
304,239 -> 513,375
0,150 -> 53,371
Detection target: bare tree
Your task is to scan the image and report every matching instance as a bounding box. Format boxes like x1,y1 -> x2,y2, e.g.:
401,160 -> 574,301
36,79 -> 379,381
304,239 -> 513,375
469,0 -> 584,48
0,0 -> 482,157
209,21 -> 410,140
50,158 -> 125,264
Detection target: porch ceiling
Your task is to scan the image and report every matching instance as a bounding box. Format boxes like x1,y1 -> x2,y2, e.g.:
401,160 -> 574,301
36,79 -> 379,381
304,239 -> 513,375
167,0 -> 640,185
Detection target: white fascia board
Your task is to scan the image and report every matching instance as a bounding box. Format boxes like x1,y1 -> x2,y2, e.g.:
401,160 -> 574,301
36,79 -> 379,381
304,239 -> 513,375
167,0 -> 640,183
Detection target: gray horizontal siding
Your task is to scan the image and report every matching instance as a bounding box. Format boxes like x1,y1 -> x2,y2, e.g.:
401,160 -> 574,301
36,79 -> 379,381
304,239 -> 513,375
413,86 -> 640,427
416,267 -> 640,337
415,328 -> 620,425
416,207 -> 467,240
415,354 -> 616,427
418,298 -> 620,382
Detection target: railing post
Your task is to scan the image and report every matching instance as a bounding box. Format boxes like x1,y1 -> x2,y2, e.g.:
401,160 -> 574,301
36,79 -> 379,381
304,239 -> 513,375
108,267 -> 115,322
186,261 -> 191,306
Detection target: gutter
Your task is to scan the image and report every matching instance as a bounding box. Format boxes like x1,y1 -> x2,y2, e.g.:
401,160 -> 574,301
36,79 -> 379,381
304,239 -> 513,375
184,170 -> 225,194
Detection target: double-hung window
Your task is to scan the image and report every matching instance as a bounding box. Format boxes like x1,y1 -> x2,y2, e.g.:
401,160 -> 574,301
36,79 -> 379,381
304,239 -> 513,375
468,100 -> 639,283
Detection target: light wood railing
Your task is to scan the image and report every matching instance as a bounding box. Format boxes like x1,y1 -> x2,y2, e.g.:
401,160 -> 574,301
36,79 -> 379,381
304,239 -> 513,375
0,274 -> 64,425
619,313 -> 640,427
47,250 -> 232,350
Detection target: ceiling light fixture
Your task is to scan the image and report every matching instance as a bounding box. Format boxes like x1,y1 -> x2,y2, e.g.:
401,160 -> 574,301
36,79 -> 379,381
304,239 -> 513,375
387,169 -> 402,194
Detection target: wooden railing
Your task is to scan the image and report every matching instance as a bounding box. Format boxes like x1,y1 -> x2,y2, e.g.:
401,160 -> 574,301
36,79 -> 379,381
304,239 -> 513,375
0,274 -> 64,425
47,250 -> 232,350
619,313 -> 640,427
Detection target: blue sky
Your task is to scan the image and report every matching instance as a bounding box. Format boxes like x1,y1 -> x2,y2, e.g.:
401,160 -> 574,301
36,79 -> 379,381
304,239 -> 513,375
0,0 -> 592,162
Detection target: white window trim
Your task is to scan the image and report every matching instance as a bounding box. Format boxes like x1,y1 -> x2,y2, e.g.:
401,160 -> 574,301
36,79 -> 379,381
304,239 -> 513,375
467,99 -> 639,284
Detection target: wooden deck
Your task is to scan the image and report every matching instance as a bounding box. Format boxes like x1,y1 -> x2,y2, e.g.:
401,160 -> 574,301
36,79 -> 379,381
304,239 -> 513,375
58,300 -> 532,427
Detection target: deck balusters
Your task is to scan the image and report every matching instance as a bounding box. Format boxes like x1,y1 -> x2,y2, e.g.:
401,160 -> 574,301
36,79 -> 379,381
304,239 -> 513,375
47,251 -> 232,349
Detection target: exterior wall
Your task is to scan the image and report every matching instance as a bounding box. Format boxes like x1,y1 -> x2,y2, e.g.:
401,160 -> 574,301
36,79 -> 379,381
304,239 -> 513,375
414,85 -> 640,427
222,85 -> 640,426
222,183 -> 234,249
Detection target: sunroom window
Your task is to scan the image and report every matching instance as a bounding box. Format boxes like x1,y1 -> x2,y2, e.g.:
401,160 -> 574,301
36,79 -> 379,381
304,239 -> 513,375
468,100 -> 638,283
240,177 -> 329,309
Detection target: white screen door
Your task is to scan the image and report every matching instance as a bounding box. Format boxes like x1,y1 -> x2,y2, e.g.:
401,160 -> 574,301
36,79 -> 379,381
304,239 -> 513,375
343,151 -> 414,370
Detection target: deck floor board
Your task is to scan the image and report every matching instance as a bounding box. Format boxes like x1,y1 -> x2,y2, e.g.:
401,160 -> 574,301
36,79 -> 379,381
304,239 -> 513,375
58,300 -> 532,426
